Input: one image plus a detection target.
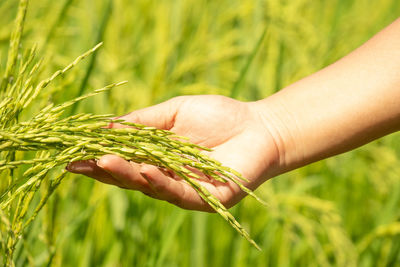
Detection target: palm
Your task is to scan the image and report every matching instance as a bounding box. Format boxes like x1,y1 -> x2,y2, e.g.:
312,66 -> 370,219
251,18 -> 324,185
172,96 -> 277,185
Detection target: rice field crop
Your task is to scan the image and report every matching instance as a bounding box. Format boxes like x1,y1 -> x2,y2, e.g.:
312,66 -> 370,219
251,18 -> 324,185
0,0 -> 400,266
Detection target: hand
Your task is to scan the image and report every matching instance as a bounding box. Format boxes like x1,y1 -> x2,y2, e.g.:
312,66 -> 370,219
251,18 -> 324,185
69,18 -> 400,211
67,95 -> 279,211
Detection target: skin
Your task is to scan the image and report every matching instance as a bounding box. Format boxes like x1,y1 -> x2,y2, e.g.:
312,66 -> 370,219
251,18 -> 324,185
67,18 -> 400,212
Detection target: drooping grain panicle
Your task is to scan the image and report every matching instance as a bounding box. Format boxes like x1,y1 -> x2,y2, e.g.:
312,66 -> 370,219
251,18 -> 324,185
0,81 -> 265,251
0,85 -> 265,248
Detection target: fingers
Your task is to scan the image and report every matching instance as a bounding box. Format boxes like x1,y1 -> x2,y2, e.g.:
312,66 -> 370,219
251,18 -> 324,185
139,165 -> 214,212
67,155 -> 233,212
67,156 -> 154,195
97,155 -> 152,194
110,97 -> 184,130
66,160 -> 125,187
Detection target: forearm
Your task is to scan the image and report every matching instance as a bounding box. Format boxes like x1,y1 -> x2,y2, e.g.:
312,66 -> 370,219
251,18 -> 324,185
253,18 -> 400,174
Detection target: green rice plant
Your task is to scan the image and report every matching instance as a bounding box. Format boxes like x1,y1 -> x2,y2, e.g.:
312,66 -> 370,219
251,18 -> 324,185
0,1 -> 266,264
1,0 -> 399,266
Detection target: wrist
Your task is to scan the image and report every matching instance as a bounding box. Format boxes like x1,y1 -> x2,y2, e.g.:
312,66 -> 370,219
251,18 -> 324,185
248,95 -> 305,176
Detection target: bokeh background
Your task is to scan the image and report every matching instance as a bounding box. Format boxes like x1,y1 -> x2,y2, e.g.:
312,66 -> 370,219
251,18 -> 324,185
1,0 -> 400,266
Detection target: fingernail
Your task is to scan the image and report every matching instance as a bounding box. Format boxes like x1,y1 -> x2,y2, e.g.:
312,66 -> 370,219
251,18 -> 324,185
65,164 -> 72,172
66,163 -> 77,172
66,162 -> 90,173
96,160 -> 105,169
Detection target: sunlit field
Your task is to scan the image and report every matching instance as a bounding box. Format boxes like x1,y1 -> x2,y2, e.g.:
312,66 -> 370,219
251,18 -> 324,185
1,0 -> 400,266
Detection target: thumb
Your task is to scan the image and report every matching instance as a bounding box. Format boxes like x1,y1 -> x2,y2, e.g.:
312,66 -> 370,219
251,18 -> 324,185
111,97 -> 184,130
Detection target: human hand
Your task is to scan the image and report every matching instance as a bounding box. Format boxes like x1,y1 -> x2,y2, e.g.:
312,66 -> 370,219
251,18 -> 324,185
67,95 -> 280,211
69,18 -> 400,212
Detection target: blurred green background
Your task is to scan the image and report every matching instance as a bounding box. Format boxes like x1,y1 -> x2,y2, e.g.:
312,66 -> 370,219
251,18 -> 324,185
1,0 -> 400,266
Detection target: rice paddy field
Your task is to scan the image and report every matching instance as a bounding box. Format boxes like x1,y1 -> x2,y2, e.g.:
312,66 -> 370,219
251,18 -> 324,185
1,0 -> 400,266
